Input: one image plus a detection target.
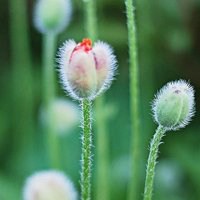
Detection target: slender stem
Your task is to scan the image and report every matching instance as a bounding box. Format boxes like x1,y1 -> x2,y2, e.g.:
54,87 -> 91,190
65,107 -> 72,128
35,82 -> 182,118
95,97 -> 110,200
9,0 -> 34,152
137,1 -> 157,182
83,0 -> 97,41
125,0 -> 141,199
81,99 -> 92,200
43,34 -> 56,105
42,33 -> 60,169
143,126 -> 166,200
83,1 -> 110,199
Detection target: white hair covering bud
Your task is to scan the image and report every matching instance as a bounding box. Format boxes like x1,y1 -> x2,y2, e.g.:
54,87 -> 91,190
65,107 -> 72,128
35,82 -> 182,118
34,0 -> 72,34
152,80 -> 195,130
58,38 -> 117,100
23,170 -> 77,200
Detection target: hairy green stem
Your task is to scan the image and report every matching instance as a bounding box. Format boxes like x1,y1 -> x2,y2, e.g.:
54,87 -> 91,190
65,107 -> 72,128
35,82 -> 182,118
83,0 -> 110,199
125,0 -> 141,199
42,33 -> 60,169
143,126 -> 166,200
81,99 -> 92,200
95,97 -> 110,200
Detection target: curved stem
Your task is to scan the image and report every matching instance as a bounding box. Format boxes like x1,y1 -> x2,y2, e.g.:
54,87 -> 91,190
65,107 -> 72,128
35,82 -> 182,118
125,0 -> 141,199
143,126 -> 166,200
81,99 -> 92,200
42,33 -> 60,169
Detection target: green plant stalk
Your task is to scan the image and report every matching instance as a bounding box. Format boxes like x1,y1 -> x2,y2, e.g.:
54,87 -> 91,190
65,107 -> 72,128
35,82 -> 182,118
143,126 -> 166,200
81,99 -> 92,200
9,0 -> 34,152
125,0 -> 141,199
42,33 -> 60,169
83,0 -> 110,199
137,0 -> 156,173
95,97 -> 110,200
83,0 -> 97,40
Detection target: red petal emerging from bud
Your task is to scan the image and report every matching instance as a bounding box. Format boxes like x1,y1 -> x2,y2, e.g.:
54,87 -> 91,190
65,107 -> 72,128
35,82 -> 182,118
73,38 -> 92,53
58,39 -> 117,100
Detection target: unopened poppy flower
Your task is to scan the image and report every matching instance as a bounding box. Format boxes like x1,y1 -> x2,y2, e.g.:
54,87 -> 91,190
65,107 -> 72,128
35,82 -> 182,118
34,0 -> 72,34
144,80 -> 195,200
23,170 -> 77,200
58,38 -> 117,100
152,80 -> 195,130
40,98 -> 80,135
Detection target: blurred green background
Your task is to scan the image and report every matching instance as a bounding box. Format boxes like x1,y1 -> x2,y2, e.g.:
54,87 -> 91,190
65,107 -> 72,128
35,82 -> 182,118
0,0 -> 200,199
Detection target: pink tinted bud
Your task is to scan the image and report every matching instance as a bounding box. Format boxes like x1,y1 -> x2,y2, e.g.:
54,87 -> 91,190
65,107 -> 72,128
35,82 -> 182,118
58,38 -> 117,100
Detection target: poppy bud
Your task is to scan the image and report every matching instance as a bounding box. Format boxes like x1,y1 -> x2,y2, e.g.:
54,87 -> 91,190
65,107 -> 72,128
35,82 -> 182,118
34,0 -> 72,34
23,170 -> 77,200
58,38 -> 117,100
152,80 -> 195,130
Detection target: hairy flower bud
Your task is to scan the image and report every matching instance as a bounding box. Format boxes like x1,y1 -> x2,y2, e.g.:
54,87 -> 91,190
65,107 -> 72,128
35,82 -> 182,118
152,80 -> 195,130
23,170 -> 77,200
58,38 -> 117,100
34,0 -> 72,34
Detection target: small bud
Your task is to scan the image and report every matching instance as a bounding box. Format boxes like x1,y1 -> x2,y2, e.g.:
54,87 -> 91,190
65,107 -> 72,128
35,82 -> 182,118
58,38 -> 117,100
34,0 -> 72,34
52,98 -> 80,134
23,170 -> 77,200
152,80 -> 195,130
40,98 -> 80,135
155,160 -> 183,192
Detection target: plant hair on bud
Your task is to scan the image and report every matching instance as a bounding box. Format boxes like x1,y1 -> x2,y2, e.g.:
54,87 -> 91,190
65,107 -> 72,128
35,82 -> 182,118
57,38 -> 117,101
152,80 -> 195,131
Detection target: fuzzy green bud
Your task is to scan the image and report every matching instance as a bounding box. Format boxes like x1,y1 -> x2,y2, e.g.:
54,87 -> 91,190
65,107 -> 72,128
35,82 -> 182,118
152,80 -> 195,130
34,0 -> 72,34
